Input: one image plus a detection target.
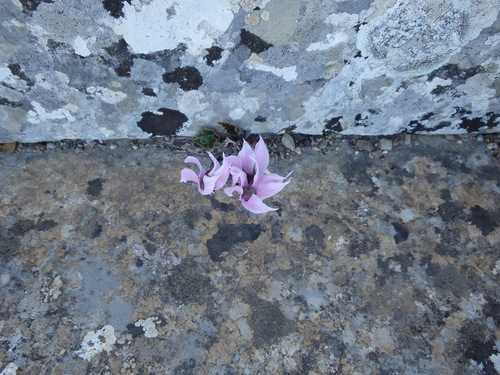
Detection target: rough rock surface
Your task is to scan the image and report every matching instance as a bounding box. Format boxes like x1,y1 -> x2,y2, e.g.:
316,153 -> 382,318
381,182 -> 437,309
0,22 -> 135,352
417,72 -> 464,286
0,134 -> 499,374
0,0 -> 499,141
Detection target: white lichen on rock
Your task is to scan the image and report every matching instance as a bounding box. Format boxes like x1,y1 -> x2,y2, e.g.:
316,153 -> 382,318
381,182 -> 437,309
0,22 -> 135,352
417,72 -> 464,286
135,317 -> 160,338
76,324 -> 117,361
357,0 -> 499,76
112,0 -> 235,55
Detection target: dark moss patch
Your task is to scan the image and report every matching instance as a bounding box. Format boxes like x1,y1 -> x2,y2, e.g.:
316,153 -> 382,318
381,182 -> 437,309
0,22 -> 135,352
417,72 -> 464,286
9,219 -> 35,236
46,39 -> 66,51
126,322 -> 144,338
239,29 -> 273,54
407,119 -> 452,134
434,229 -> 460,257
0,98 -> 23,108
104,38 -> 134,77
431,84 -> 451,95
172,358 -> 197,375
36,219 -> 58,232
339,154 -> 375,188
483,296 -> 500,326
204,46 -> 223,67
254,115 -> 267,122
458,321 -> 497,374
7,218 -> 57,236
91,224 -> 103,239
183,209 -> 199,230
428,64 -> 482,83
137,45 -> 187,70
209,197 -> 235,212
206,223 -> 262,262
467,205 -> 499,236
247,296 -> 295,348
162,66 -> 203,91
102,0 -> 131,18
137,108 -> 188,136
354,113 -> 369,127
348,238 -> 378,258
145,243 -> 156,255
163,259 -> 214,304
87,178 -> 105,197
436,201 -> 465,222
323,116 -> 343,134
8,63 -> 34,87
392,222 -> 409,244
304,225 -> 325,249
426,264 -> 468,298
0,228 -> 20,257
18,0 -> 53,13
458,113 -> 500,132
477,165 -> 500,184
270,221 -> 283,243
142,88 -> 156,97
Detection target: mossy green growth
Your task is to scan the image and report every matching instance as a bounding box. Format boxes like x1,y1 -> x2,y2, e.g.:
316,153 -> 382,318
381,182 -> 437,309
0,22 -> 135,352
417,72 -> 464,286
192,129 -> 219,148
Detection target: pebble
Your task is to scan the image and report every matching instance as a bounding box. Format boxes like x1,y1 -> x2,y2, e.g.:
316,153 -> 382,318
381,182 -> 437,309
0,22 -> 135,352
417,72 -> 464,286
0,273 -> 11,287
476,134 -> 484,142
379,138 -> 393,151
404,134 -> 412,145
487,142 -> 498,150
281,133 -> 295,151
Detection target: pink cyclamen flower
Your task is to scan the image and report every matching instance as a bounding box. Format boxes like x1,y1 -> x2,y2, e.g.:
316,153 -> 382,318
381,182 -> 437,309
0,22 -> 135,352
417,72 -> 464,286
180,152 -> 230,195
224,136 -> 292,214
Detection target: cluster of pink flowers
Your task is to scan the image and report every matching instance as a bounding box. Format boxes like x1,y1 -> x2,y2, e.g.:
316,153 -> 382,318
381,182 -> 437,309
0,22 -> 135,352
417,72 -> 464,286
180,136 -> 292,214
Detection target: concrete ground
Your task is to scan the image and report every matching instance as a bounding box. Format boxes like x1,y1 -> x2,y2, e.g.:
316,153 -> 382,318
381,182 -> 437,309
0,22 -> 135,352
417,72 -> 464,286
0,134 -> 499,375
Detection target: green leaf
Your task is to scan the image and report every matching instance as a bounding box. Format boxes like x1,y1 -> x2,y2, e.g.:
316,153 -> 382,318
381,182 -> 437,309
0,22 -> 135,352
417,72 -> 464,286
192,129 -> 219,149
218,122 -> 242,137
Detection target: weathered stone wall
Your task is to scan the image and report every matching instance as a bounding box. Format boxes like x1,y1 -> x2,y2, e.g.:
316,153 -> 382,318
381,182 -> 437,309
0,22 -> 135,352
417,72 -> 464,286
1,0 -> 499,142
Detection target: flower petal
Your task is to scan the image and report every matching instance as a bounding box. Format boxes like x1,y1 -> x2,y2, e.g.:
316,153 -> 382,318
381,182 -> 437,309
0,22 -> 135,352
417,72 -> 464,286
238,139 -> 255,175
184,156 -> 206,177
199,174 -> 219,195
207,152 -> 220,171
180,168 -> 201,184
241,194 -> 277,214
252,136 -> 269,186
255,171 -> 292,199
224,185 -> 243,198
228,165 -> 248,187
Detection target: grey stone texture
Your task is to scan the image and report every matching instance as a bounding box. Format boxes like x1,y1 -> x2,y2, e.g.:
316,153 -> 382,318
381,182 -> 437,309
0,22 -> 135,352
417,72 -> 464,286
0,134 -> 499,373
0,0 -> 499,141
